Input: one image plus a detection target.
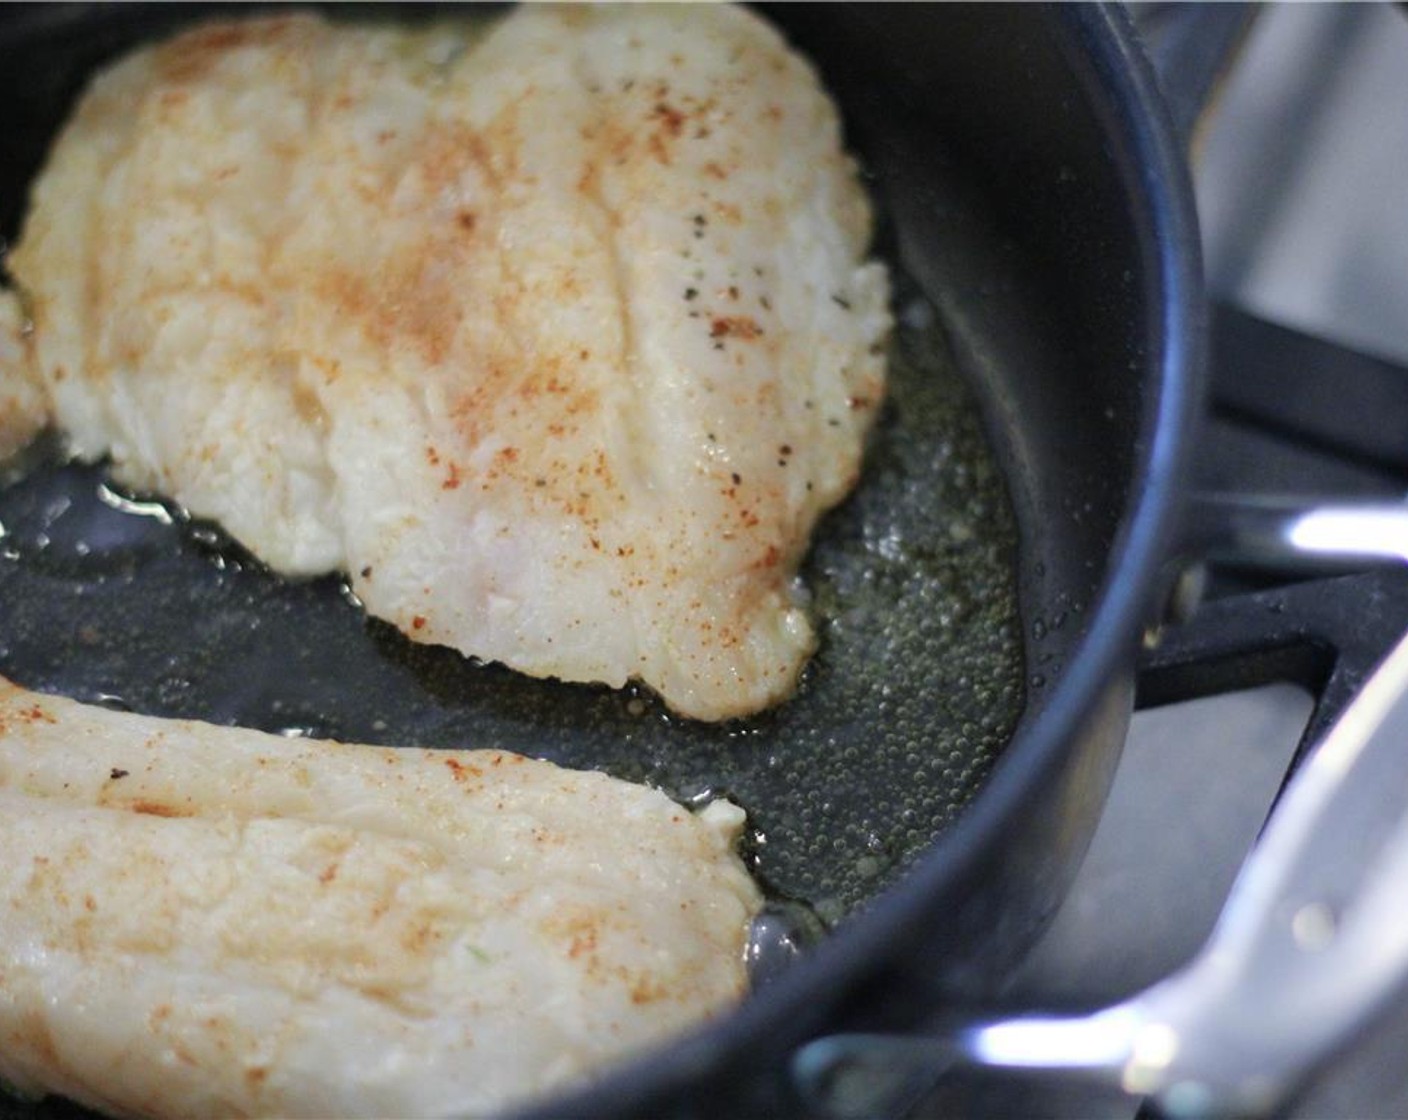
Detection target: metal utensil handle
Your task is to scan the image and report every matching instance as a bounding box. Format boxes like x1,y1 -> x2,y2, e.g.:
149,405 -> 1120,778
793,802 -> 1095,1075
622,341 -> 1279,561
1186,493 -> 1408,572
795,623 -> 1408,1118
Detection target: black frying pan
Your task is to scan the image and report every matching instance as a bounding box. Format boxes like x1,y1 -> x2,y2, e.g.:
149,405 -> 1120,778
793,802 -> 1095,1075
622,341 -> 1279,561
0,5 -> 1200,1118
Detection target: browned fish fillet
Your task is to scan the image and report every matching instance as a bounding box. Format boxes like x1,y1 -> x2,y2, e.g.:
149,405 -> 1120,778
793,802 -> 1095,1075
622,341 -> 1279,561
6,6 -> 889,720
0,679 -> 761,1118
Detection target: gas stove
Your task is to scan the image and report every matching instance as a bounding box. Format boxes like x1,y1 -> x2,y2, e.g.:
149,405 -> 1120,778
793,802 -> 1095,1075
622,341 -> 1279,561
965,6 -> 1408,1117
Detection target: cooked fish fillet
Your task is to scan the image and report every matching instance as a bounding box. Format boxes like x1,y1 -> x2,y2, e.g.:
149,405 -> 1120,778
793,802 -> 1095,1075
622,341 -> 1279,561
7,6 -> 889,720
0,678 -> 761,1118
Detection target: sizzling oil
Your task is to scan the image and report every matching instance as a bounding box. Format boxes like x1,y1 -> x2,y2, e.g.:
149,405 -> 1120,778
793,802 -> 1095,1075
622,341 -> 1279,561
0,262 -> 1022,932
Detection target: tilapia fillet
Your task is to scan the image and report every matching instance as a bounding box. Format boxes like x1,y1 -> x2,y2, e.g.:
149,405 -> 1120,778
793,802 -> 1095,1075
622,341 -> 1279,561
5,6 -> 890,721
0,679 -> 760,1118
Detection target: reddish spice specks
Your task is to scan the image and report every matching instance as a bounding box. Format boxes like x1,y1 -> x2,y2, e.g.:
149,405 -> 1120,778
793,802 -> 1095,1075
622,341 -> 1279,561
442,462 -> 462,491
455,209 -> 477,232
568,926 -> 598,960
652,102 -> 684,137
445,757 -> 483,783
647,137 -> 670,164
154,18 -> 310,84
412,615 -> 427,631
630,976 -> 667,1004
709,315 -> 763,341
129,800 -> 190,818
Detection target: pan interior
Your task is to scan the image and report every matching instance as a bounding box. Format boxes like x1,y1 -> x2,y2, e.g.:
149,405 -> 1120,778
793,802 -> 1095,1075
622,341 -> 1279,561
0,4 -> 1028,933
0,252 -> 1023,931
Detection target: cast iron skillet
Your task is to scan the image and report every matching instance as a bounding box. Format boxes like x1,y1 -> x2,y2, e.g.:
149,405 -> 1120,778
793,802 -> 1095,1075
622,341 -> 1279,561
0,4 -> 1199,1118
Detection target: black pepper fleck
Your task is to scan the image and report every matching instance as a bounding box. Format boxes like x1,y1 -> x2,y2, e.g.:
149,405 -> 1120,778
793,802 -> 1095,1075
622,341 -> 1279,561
110,768 -> 129,780
684,287 -> 698,300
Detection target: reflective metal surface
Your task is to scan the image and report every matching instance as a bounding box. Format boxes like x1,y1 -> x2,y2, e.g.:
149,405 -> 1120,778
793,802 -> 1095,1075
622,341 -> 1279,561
795,626 -> 1408,1117
1189,493 -> 1408,571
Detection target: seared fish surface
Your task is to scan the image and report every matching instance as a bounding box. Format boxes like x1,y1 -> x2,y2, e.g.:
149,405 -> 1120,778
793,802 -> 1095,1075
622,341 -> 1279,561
5,7 -> 889,721
0,679 -> 760,1118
